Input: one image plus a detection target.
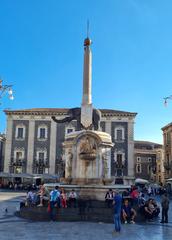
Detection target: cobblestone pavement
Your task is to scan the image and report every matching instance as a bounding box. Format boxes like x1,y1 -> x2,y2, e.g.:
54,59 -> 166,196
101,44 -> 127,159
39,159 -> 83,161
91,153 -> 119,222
0,191 -> 172,240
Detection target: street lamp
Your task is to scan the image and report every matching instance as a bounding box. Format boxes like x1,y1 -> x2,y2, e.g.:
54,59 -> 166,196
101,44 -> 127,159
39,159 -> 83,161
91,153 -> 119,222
164,95 -> 172,107
0,79 -> 14,103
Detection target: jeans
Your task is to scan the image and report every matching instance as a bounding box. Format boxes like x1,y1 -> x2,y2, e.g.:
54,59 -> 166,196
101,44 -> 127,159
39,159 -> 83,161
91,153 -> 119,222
49,201 -> 56,221
162,208 -> 168,222
114,213 -> 121,232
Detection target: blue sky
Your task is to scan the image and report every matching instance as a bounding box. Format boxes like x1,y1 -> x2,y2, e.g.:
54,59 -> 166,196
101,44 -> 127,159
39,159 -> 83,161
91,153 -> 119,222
0,0 -> 172,143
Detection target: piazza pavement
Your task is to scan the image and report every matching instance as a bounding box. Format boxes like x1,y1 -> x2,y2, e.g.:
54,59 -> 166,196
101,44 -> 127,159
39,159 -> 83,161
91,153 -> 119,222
0,190 -> 171,240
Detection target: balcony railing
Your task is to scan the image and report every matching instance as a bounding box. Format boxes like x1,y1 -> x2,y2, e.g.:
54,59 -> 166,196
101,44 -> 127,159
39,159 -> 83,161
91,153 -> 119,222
10,158 -> 26,167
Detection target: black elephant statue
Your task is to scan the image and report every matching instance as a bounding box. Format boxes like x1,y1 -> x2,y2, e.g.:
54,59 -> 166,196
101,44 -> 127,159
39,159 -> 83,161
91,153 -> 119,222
52,107 -> 101,130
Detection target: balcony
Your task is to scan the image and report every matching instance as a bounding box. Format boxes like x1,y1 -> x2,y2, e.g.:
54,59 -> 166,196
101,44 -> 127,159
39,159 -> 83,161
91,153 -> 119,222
33,158 -> 49,174
10,158 -> 26,167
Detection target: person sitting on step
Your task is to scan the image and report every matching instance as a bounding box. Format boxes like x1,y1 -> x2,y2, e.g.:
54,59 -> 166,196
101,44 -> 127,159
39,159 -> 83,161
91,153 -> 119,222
122,199 -> 136,224
105,189 -> 114,208
68,189 -> 77,208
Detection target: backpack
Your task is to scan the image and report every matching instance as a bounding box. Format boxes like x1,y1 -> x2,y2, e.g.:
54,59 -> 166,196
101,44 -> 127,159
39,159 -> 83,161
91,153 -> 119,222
51,190 -> 61,208
51,190 -> 59,202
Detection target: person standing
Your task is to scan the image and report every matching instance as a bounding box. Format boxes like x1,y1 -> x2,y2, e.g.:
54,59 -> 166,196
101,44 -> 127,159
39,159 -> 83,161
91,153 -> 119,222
49,186 -> 61,221
160,193 -> 170,223
112,190 -> 122,234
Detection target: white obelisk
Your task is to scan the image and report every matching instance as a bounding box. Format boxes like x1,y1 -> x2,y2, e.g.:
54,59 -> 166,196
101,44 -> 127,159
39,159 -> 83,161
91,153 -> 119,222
81,35 -> 93,129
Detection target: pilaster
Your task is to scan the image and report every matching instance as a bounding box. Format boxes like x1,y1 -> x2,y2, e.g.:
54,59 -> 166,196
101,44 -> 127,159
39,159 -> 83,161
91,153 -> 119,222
27,119 -> 35,173
128,120 -> 134,177
4,116 -> 13,172
49,120 -> 57,174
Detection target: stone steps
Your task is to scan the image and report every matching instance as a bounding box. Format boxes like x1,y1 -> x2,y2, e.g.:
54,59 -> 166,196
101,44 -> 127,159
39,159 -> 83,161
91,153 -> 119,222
17,203 -> 114,222
16,200 -> 148,223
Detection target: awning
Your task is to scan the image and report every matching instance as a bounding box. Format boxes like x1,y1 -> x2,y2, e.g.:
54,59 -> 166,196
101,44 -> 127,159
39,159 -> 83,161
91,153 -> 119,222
0,172 -> 11,178
11,173 -> 33,179
167,178 -> 172,182
135,178 -> 149,184
33,174 -> 59,179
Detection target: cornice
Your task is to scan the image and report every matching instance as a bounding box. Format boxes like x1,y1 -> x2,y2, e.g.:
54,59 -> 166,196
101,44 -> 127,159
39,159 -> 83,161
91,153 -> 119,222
4,108 -> 137,118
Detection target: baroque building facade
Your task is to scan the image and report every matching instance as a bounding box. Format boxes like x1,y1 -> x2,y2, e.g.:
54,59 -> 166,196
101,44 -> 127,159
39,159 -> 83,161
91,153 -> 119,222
0,134 -> 5,172
134,141 -> 164,183
162,123 -> 172,180
4,108 -> 136,184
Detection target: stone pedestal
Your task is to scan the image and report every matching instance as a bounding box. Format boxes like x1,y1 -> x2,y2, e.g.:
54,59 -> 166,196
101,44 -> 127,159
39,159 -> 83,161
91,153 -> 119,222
63,130 -> 113,184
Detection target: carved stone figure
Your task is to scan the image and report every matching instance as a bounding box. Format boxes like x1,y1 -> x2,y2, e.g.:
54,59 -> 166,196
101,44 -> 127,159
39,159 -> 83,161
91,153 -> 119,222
66,151 -> 73,177
79,136 -> 97,160
52,108 -> 101,130
102,153 -> 109,177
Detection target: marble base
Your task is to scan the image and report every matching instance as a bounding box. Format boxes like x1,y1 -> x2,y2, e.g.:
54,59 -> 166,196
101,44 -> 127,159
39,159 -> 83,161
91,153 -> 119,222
44,183 -> 131,201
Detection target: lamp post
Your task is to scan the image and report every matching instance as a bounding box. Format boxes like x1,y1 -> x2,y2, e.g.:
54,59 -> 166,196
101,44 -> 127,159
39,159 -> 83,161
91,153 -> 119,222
0,79 -> 14,103
164,95 -> 172,107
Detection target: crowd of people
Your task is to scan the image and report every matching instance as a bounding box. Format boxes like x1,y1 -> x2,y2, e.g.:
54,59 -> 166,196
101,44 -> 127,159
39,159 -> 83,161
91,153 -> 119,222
21,184 -> 170,225
23,185 -> 78,220
110,186 -> 170,235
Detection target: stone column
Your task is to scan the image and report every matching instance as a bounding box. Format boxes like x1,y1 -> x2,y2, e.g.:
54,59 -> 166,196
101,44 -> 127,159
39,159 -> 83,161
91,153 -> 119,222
105,121 -> 112,175
27,119 -> 35,173
81,38 -> 93,129
128,120 -> 134,177
4,116 -> 13,172
49,120 -> 57,174
82,42 -> 92,105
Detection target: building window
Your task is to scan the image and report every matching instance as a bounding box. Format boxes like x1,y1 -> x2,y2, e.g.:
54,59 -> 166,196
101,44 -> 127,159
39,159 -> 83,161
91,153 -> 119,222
38,152 -> 45,162
37,126 -> 48,140
13,149 -> 25,174
136,164 -> 141,173
117,130 -> 122,140
167,132 -> 171,144
116,169 -> 123,177
14,149 -> 24,161
36,150 -> 47,174
115,127 -> 125,142
147,165 -> 151,174
137,157 -> 141,162
117,154 -> 122,167
37,152 -> 45,174
16,152 -> 23,160
67,128 -> 73,134
17,128 -> 23,138
40,128 -> 46,138
15,126 -> 25,139
166,154 -> 170,164
65,127 -> 75,135
114,151 -> 125,168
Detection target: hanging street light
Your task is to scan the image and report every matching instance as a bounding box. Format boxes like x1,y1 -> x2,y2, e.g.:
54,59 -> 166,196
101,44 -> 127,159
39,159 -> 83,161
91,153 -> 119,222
0,79 -> 14,104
